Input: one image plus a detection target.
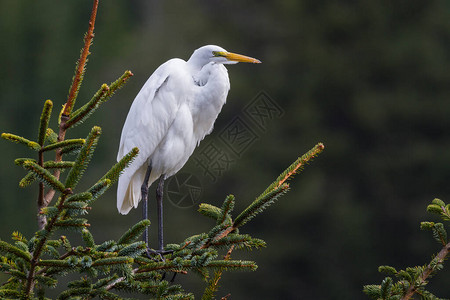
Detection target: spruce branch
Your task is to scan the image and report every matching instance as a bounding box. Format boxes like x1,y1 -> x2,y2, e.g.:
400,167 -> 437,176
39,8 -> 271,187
45,128 -> 58,144
65,83 -> 109,129
66,192 -> 93,203
233,183 -> 289,229
118,220 -> 151,245
14,158 -> 37,165
365,198 -> 450,300
217,195 -> 234,225
201,246 -> 234,300
260,142 -> 324,197
0,240 -> 32,261
1,133 -> 40,151
399,244 -> 450,300
41,138 -> 85,152
85,179 -> 111,203
65,70 -> 133,129
19,172 -> 37,188
198,204 -> 222,221
38,100 -> 53,146
43,161 -> 76,170
65,126 -> 101,189
22,160 -> 66,193
107,70 -> 134,97
99,147 -> 139,185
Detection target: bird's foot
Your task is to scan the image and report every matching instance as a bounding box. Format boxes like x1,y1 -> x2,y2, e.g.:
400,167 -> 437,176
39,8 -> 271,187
144,248 -> 177,282
145,247 -> 174,261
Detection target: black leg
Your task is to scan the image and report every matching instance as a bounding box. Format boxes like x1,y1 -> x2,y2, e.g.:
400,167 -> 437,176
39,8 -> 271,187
141,165 -> 152,246
156,175 -> 165,251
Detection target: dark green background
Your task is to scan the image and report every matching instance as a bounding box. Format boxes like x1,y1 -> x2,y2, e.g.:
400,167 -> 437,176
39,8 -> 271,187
1,1 -> 450,298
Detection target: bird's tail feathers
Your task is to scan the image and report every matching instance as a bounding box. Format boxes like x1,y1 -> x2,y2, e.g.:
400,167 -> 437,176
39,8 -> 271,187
117,163 -> 160,215
117,164 -> 146,214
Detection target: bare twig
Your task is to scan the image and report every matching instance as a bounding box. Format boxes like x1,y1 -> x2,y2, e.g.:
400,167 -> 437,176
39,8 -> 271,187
63,0 -> 98,116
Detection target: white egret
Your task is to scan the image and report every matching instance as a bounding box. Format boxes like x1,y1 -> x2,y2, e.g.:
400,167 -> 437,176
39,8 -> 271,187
117,45 -> 261,252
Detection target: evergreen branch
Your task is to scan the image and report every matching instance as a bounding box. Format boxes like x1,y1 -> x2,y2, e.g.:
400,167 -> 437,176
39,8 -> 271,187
366,198 -> 450,299
62,201 -> 90,216
427,198 -> 450,221
136,258 -> 234,273
65,83 -> 109,129
19,172 -> 37,188
60,143 -> 83,155
55,218 -> 90,229
66,192 -> 93,203
0,240 -> 31,261
85,179 -> 111,203
217,195 -> 234,225
206,260 -> 257,271
22,161 -> 66,193
43,161 -> 75,169
66,70 -> 133,129
260,142 -> 324,197
63,0 -> 98,116
57,287 -> 93,300
117,220 -> 151,245
198,204 -> 222,221
40,207 -> 59,218
400,242 -> 450,300
233,184 -> 290,229
41,139 -> 85,152
45,128 -> 58,144
0,289 -> 22,298
37,259 -> 72,268
1,133 -> 40,151
65,126 -> 101,189
99,147 -> 139,186
211,234 -> 266,250
14,158 -> 37,165
117,242 -> 147,258
92,257 -> 134,267
38,100 -> 53,146
82,228 -> 95,248
201,246 -> 234,300
12,231 -> 27,243
107,70 -> 134,98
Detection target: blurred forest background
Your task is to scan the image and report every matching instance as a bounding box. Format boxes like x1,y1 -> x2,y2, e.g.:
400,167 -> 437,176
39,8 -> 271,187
1,1 -> 450,299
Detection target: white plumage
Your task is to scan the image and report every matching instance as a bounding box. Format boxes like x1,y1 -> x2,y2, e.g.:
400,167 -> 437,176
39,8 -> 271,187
117,45 -> 261,215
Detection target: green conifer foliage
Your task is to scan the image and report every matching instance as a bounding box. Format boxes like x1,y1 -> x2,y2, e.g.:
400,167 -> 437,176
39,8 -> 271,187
0,1 -> 324,298
364,198 -> 450,300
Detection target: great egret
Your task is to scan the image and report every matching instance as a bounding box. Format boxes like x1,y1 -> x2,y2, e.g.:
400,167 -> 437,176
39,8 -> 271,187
117,45 -> 261,252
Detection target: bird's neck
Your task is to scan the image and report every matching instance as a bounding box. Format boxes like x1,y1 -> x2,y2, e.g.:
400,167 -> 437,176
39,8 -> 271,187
188,63 -> 230,142
190,62 -> 219,86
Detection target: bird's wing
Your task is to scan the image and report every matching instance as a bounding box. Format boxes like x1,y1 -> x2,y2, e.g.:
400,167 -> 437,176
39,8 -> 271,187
117,58 -> 189,214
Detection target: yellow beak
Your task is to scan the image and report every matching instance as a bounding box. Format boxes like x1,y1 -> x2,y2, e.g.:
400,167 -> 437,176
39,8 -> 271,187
224,52 -> 261,63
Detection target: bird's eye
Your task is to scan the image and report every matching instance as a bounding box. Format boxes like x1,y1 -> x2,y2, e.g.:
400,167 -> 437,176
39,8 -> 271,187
212,51 -> 226,57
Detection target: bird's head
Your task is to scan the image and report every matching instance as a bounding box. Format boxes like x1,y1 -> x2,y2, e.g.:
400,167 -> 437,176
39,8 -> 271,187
188,45 -> 261,67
